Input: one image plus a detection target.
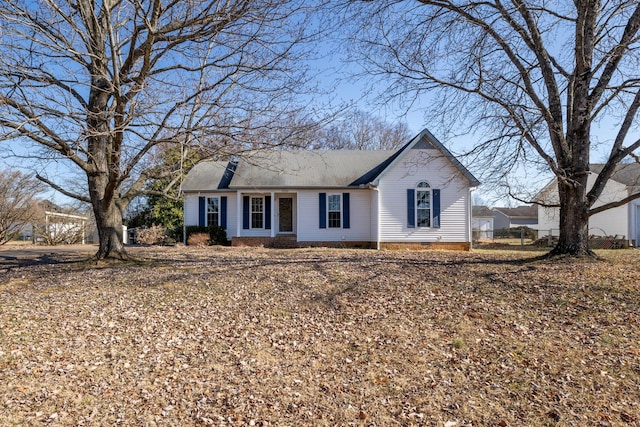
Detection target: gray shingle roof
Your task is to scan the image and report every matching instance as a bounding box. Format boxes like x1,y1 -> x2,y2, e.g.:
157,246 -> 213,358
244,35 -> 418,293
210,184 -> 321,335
180,160 -> 233,192
181,129 -> 481,192
472,205 -> 494,217
590,163 -> 640,189
229,150 -> 394,188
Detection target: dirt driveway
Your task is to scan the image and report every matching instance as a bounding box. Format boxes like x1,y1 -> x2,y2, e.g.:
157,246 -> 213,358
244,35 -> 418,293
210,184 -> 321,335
0,243 -> 98,266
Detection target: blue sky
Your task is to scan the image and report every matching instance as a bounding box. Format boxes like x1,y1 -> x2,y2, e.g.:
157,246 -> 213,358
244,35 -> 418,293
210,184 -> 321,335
1,2 -> 632,210
0,48 -> 524,209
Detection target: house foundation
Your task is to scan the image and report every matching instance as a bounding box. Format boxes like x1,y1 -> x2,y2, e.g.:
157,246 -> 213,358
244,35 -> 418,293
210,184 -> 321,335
231,236 -> 470,251
379,242 -> 471,251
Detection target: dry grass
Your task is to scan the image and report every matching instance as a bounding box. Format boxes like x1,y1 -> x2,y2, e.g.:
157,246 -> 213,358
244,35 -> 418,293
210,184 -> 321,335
1,246 -> 639,426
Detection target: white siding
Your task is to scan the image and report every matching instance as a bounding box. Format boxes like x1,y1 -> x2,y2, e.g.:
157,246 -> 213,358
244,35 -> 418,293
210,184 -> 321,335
589,208 -> 628,237
536,184 -> 558,236
377,149 -> 471,242
537,174 -> 631,238
225,194 -> 238,238
296,190 -> 373,242
589,177 -> 629,237
183,193 -> 237,239
184,194 -> 200,227
237,192 -> 273,238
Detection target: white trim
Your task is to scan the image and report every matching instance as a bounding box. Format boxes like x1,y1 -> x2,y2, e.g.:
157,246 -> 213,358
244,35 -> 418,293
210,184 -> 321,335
236,190 -> 242,237
415,181 -> 432,228
250,195 -> 265,230
327,193 -> 342,229
44,211 -> 87,221
205,196 -> 220,227
270,192 -> 275,237
276,194 -> 296,235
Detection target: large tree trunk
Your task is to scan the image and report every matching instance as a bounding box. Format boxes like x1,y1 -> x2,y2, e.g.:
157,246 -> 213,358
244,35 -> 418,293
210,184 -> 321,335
87,159 -> 128,260
87,73 -> 128,260
87,158 -> 127,260
92,200 -> 127,260
549,47 -> 595,258
549,176 -> 594,257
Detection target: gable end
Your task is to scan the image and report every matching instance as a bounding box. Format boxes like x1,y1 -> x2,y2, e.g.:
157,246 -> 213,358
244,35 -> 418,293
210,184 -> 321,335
412,138 -> 436,150
371,128 -> 480,187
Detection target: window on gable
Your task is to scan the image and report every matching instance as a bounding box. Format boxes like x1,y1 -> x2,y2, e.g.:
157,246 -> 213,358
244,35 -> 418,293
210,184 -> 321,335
207,197 -> 219,226
416,181 -> 431,227
328,194 -> 341,228
251,196 -> 264,228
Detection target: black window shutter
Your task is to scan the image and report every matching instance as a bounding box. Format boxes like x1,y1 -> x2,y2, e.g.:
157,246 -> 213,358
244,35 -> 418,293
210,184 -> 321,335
432,189 -> 441,228
198,196 -> 205,227
342,193 -> 350,229
407,189 -> 415,228
265,196 -> 271,230
319,193 -> 326,229
220,196 -> 227,229
243,196 -> 250,229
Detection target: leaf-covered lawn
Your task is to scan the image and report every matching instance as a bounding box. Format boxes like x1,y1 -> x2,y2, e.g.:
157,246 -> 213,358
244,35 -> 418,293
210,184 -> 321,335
1,247 -> 639,426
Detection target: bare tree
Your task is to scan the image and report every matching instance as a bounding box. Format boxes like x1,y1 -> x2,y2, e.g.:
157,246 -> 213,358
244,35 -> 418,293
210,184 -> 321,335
346,0 -> 640,256
0,0 -> 321,259
317,109 -> 412,150
0,169 -> 43,244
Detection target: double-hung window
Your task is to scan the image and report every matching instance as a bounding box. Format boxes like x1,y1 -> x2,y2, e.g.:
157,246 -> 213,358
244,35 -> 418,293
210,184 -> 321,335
328,194 -> 341,228
251,197 -> 264,229
416,182 -> 431,227
207,197 -> 219,226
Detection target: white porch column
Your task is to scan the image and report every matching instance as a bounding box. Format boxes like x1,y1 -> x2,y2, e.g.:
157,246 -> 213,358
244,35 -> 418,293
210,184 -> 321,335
270,191 -> 275,237
236,190 -> 242,237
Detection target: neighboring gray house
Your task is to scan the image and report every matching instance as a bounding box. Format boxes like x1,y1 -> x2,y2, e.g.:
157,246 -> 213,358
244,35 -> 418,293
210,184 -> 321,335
493,206 -> 538,230
181,129 -> 480,250
536,163 -> 640,246
472,205 -> 494,240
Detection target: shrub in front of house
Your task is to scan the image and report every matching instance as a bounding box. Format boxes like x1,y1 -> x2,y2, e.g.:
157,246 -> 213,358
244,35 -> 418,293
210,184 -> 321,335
207,224 -> 229,246
187,232 -> 209,247
185,225 -> 230,246
135,225 -> 166,245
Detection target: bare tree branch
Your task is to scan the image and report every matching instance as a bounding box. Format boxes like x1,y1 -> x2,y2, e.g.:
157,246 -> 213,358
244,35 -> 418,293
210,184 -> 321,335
35,174 -> 91,203
0,0 -> 325,258
589,191 -> 640,215
346,0 -> 640,255
0,169 -> 45,244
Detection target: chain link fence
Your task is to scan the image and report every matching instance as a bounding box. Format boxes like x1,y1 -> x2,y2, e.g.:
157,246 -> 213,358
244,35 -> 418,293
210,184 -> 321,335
474,227 -> 630,248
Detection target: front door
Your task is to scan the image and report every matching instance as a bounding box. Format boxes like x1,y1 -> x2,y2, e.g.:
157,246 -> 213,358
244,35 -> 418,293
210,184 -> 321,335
278,197 -> 293,233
